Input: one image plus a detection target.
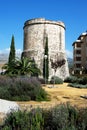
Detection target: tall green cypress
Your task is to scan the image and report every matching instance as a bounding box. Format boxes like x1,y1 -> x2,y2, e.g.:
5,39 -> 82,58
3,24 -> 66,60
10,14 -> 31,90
43,36 -> 49,82
8,35 -> 15,64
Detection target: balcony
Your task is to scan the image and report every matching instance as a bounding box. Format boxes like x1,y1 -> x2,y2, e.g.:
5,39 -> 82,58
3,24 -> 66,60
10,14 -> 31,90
74,61 -> 81,64
74,47 -> 81,50
74,68 -> 80,70
74,54 -> 81,57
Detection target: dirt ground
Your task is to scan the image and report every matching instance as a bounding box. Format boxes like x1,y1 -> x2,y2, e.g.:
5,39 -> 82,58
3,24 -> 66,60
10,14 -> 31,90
18,83 -> 87,110
43,83 -> 87,107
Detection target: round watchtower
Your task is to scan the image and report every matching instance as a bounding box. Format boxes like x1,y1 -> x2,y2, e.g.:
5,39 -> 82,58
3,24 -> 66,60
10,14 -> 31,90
22,18 -> 69,80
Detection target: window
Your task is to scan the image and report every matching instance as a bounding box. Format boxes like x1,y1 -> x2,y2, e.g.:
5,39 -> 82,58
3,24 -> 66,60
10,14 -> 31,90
76,64 -> 81,68
76,43 -> 81,47
76,57 -> 81,61
76,50 -> 81,54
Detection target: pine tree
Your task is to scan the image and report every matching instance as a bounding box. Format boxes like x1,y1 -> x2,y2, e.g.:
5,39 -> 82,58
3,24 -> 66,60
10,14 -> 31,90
43,36 -> 49,82
8,35 -> 15,64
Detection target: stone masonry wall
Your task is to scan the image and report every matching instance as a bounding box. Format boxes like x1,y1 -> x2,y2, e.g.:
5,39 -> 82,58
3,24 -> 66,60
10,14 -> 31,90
23,18 -> 69,80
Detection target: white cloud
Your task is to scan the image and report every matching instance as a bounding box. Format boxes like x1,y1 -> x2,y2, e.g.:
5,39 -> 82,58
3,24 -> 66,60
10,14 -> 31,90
16,49 -> 22,54
0,49 -> 9,54
5,48 -> 10,53
66,50 -> 73,58
16,49 -> 22,58
0,50 -> 2,54
0,48 -> 10,54
0,48 -> 22,55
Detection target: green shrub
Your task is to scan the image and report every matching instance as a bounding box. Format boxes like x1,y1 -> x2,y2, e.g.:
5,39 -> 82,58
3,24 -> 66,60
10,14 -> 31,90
36,88 -> 50,101
50,103 -> 78,130
68,83 -> 87,88
2,109 -> 44,130
51,104 -> 69,130
78,76 -> 87,85
38,78 -> 45,84
64,76 -> 78,83
66,76 -> 87,88
0,75 -> 12,87
42,109 -> 53,129
0,87 -> 11,100
42,103 -> 78,130
76,107 -> 87,130
50,76 -> 63,84
1,104 -> 87,130
0,76 -> 49,101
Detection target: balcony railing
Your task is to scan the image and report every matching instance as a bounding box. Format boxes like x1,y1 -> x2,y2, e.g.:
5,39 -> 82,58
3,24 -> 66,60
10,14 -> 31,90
74,61 -> 81,64
74,54 -> 81,57
74,47 -> 81,50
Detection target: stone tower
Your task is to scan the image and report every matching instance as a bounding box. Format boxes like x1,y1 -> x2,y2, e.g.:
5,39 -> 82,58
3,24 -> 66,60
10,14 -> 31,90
22,18 -> 69,80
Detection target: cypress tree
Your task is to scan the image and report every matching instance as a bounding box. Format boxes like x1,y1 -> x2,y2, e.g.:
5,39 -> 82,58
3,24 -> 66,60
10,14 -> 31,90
8,35 -> 15,64
43,36 -> 49,82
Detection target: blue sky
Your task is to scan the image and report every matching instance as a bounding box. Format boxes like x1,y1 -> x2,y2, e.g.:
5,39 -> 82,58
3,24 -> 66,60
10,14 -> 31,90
0,0 -> 87,58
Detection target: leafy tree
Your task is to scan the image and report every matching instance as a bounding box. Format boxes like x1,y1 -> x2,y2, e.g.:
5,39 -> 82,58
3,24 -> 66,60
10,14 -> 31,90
50,58 -> 66,73
50,55 -> 66,86
43,36 -> 49,82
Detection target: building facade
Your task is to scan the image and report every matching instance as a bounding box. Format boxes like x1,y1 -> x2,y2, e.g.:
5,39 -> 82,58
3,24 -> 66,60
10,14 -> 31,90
72,32 -> 87,74
22,18 -> 69,80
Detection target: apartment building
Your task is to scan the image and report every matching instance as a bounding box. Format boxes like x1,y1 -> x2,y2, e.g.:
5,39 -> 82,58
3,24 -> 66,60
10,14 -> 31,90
72,32 -> 87,74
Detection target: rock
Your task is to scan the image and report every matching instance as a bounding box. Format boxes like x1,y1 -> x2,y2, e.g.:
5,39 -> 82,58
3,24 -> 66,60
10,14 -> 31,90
0,99 -> 19,125
0,99 -> 19,114
80,95 -> 87,99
